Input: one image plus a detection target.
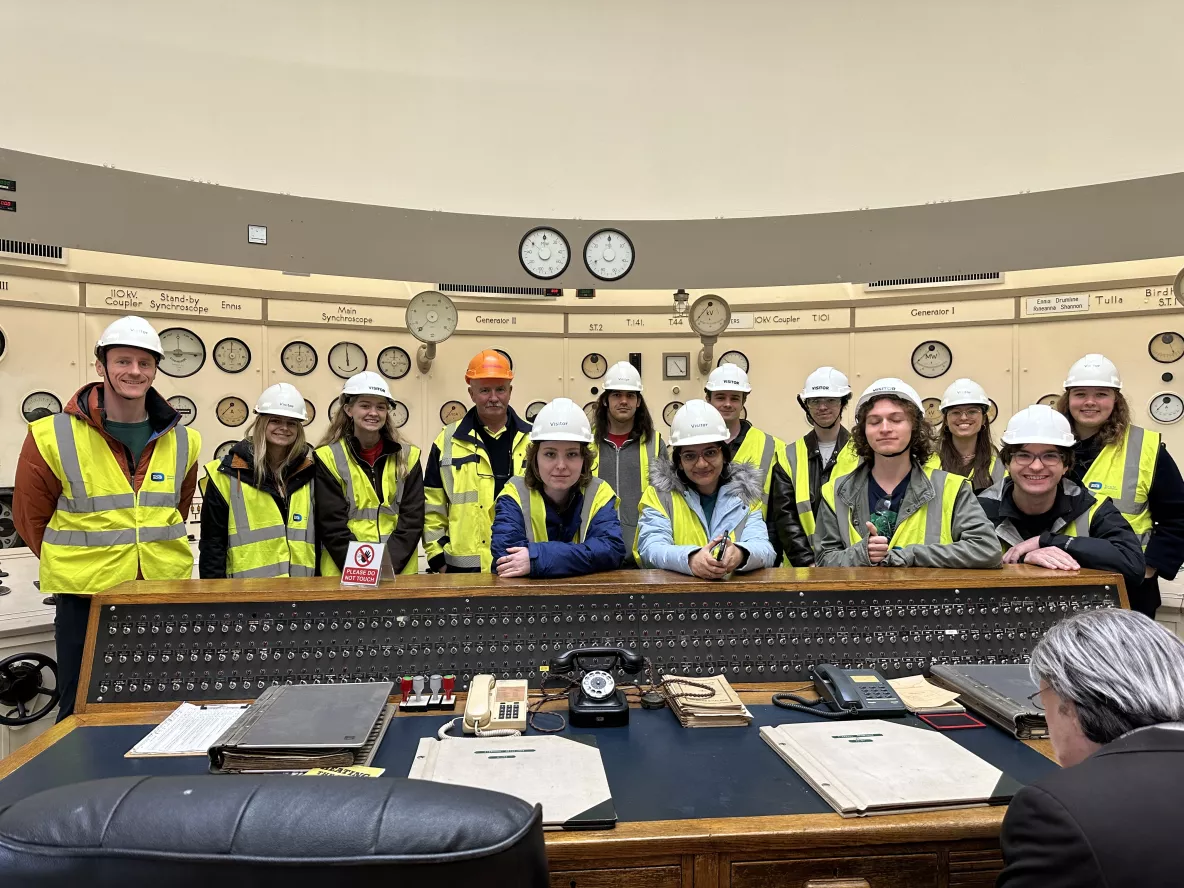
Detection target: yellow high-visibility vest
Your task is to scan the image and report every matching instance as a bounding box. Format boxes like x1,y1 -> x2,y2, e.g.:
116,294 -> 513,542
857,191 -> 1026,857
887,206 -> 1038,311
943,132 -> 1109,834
784,436 -> 862,544
1080,425 -> 1159,549
820,465 -> 963,549
637,485 -> 758,551
497,477 -> 618,544
732,426 -> 786,517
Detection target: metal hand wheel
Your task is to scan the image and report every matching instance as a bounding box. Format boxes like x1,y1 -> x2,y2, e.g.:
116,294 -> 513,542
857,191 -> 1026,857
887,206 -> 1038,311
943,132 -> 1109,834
0,652 -> 60,726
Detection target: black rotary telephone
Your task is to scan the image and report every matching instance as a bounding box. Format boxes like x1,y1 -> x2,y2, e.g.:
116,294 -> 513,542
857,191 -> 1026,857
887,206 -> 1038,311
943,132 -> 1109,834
549,646 -> 644,728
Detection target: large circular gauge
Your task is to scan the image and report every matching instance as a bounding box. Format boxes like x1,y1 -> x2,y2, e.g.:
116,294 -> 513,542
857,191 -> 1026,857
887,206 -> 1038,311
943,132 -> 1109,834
213,337 -> 251,373
1037,393 -> 1061,408
717,350 -> 749,373
280,340 -> 318,376
583,402 -> 598,425
525,400 -> 546,422
440,400 -> 467,425
216,396 -> 249,427
687,295 -> 730,337
303,399 -> 316,427
1149,392 -> 1184,424
167,395 -> 198,426
911,341 -> 953,379
582,353 -> 607,379
662,401 -> 684,426
21,391 -> 62,423
0,327 -> 7,362
328,396 -> 342,423
987,398 -> 999,424
214,440 -> 236,460
391,400 -> 410,428
494,348 -> 514,371
583,229 -> 635,281
922,397 -> 943,427
1149,332 -> 1184,364
519,227 -> 571,280
406,291 -> 458,343
377,345 -> 411,380
328,341 -> 367,379
157,328 -> 206,378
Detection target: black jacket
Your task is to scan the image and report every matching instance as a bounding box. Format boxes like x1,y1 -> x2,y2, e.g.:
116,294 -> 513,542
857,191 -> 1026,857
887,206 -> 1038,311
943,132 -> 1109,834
765,428 -> 851,567
314,436 -> 425,574
977,478 -> 1145,594
198,440 -> 318,579
998,723 -> 1184,888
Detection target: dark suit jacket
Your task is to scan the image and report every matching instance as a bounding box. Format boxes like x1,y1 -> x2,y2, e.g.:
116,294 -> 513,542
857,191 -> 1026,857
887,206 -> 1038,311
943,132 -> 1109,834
998,723 -> 1184,888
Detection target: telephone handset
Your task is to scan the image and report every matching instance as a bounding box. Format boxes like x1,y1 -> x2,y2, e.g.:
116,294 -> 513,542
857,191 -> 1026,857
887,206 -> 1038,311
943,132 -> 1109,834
549,646 -> 644,728
461,674 -> 529,736
773,664 -> 908,719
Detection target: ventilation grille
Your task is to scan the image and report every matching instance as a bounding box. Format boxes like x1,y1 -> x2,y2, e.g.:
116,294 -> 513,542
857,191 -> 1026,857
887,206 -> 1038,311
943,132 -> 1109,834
0,239 -> 67,264
439,283 -> 557,298
864,272 -> 1003,292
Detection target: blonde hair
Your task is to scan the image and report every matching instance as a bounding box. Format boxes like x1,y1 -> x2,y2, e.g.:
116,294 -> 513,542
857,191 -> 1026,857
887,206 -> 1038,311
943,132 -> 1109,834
249,415 -> 309,494
317,395 -> 407,478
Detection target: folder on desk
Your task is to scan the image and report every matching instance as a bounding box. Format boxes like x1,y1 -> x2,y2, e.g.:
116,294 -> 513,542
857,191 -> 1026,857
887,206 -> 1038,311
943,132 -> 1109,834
208,682 -> 393,773
926,664 -> 1047,739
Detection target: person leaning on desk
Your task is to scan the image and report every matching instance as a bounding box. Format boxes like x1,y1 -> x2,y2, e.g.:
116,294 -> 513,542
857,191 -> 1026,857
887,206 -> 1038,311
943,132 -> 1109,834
636,400 -> 777,579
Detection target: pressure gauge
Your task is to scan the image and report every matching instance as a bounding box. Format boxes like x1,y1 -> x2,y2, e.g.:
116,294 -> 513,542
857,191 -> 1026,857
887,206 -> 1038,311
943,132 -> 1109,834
1037,393 -> 1061,408
495,348 -> 514,371
525,400 -> 546,422
519,227 -> 571,280
583,228 -> 635,281
328,341 -> 367,379
303,400 -> 316,426
390,400 -> 410,428
167,395 -> 198,426
21,391 -> 62,423
911,341 -> 953,378
280,340 -> 318,376
663,353 -> 690,380
662,401 -> 684,426
377,345 -> 411,380
582,353 -> 607,379
1149,332 -> 1184,364
687,295 -> 730,337
583,402 -> 598,425
1149,392 -> 1184,424
987,398 -> 999,423
406,290 -> 458,345
213,337 -> 251,373
328,396 -> 342,423
157,328 -> 206,378
440,400 -> 467,424
922,397 -> 943,427
216,396 -> 249,427
214,441 -> 236,460
717,350 -> 749,373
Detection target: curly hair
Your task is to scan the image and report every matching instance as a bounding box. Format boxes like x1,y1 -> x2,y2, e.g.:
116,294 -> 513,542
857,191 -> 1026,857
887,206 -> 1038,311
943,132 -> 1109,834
938,407 -> 997,490
523,441 -> 595,493
851,395 -> 936,464
592,390 -> 655,442
1056,390 -> 1131,448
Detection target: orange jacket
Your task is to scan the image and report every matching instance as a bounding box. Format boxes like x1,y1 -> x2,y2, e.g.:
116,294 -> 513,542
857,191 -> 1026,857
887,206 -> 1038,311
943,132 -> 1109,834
13,382 -> 198,557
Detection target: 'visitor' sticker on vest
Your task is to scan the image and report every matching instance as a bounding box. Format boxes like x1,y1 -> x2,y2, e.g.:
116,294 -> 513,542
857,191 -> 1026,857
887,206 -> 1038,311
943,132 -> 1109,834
341,541 -> 395,587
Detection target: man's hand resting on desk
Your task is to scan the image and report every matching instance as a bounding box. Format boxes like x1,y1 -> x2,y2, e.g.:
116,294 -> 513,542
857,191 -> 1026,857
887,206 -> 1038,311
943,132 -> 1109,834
1003,536 -> 1042,564
1023,547 -> 1080,570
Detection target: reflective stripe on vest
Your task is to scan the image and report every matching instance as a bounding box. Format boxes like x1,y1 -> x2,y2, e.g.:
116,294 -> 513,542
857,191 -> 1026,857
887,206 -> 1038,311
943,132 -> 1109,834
994,500 -> 1099,551
733,427 -> 778,512
207,461 -> 316,579
647,486 -> 751,548
1081,425 -> 1158,548
504,476 -> 613,545
785,436 -> 862,545
822,466 -> 961,549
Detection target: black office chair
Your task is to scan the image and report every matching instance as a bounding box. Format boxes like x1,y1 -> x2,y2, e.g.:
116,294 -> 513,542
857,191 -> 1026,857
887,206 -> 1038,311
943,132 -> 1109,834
0,775 -> 549,887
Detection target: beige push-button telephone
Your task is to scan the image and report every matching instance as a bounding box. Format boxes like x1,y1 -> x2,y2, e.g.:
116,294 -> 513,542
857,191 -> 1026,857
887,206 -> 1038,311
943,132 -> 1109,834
462,675 -> 529,735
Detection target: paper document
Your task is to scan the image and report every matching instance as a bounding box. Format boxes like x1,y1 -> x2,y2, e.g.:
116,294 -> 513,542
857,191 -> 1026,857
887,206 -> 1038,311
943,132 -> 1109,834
888,675 -> 964,713
126,703 -> 249,758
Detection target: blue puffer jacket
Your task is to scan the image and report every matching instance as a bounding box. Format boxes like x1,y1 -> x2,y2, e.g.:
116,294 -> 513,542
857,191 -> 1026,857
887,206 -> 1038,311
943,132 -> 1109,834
636,458 -> 777,575
490,483 -> 625,578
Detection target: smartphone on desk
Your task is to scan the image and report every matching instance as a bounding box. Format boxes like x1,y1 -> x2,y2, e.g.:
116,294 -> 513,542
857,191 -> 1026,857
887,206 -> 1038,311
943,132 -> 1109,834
463,675 -> 529,734
813,664 -> 908,717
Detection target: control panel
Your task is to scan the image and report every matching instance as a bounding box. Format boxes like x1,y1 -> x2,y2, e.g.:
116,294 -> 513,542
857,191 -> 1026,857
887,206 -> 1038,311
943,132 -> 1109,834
84,583 -> 1119,707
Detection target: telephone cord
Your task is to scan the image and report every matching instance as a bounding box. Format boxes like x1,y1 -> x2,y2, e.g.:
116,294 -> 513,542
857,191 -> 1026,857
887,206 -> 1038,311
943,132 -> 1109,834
771,692 -> 859,719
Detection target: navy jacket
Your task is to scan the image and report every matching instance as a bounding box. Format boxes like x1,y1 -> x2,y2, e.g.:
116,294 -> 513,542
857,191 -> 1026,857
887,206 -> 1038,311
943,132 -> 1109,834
490,485 -> 625,578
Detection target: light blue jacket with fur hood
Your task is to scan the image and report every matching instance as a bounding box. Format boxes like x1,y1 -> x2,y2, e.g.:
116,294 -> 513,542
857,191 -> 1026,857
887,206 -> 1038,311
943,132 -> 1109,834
636,458 -> 777,575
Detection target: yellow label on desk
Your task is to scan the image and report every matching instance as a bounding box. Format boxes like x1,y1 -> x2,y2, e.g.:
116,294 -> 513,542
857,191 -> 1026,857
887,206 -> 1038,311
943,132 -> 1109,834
302,766 -> 385,777
850,675 -> 879,683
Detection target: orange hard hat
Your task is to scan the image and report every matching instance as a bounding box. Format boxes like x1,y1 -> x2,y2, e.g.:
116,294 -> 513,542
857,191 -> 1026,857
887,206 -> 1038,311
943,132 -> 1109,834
465,349 -> 513,382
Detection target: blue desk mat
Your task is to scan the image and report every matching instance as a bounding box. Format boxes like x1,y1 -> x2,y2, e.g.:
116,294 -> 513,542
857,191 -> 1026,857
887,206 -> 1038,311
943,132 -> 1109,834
0,706 -> 1058,820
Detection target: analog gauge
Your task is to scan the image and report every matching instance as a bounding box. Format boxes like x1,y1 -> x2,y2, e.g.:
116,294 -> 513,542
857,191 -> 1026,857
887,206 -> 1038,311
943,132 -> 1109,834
390,400 -> 410,428
216,396 -> 249,427
377,345 -> 412,380
440,400 -> 467,425
663,353 -> 690,380
922,397 -> 943,427
525,400 -> 547,422
212,337 -> 251,373
495,348 -> 514,371
157,327 -> 206,378
1149,392 -> 1184,424
582,353 -> 607,379
328,341 -> 367,379
583,228 -> 635,281
987,398 -> 999,424
717,350 -> 749,373
911,340 -> 953,379
214,440 -> 236,460
167,395 -> 198,426
1037,393 -> 1061,408
0,326 -> 6,362
1149,332 -> 1184,364
519,227 -> 571,280
328,396 -> 342,423
662,401 -> 684,426
583,402 -> 598,425
303,399 -> 316,427
687,295 -> 731,337
20,391 -> 62,423
406,290 -> 458,344
280,340 -> 318,376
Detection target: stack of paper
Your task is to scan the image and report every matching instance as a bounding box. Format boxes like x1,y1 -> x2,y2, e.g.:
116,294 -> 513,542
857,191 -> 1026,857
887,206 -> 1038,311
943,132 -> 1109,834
661,674 -> 752,727
887,675 -> 966,715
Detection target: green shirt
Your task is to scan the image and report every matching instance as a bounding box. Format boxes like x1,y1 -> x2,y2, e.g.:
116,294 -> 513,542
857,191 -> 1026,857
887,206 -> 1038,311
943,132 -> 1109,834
105,419 -> 154,467
699,490 -> 719,529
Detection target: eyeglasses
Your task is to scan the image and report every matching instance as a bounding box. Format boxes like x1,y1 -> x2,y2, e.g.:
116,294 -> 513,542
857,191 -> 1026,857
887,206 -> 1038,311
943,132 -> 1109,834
679,446 -> 723,466
1025,688 -> 1045,711
1011,450 -> 1064,467
946,408 -> 983,421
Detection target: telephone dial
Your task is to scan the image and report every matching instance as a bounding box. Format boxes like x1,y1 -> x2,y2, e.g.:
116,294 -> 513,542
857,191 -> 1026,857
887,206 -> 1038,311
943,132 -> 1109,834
772,664 -> 907,720
550,646 -> 645,728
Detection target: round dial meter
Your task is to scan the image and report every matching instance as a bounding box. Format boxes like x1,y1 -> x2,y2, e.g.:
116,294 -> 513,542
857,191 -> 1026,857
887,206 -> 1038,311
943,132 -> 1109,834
440,400 -> 467,424
519,227 -> 571,280
280,341 -> 318,376
582,353 -> 607,379
922,397 -> 943,427
1037,393 -> 1061,408
216,396 -> 249,427
328,341 -> 367,379
583,402 -> 598,425
213,337 -> 251,373
21,391 -> 62,423
167,395 -> 198,426
406,291 -> 458,344
390,400 -> 410,428
911,341 -> 953,378
525,401 -> 546,422
662,401 -> 684,426
214,440 -> 236,460
303,400 -> 316,426
1149,332 -> 1184,364
1149,392 -> 1183,424
987,398 -> 999,424
377,345 -> 411,379
157,328 -> 206,378
717,350 -> 749,373
583,229 -> 635,281
328,397 -> 342,423
687,295 -> 730,337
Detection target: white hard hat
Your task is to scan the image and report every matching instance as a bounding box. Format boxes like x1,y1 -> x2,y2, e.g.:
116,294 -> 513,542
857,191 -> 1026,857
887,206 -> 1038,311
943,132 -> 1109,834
855,378 -> 924,414
603,361 -> 643,392
670,400 -> 729,446
95,315 -> 163,360
1064,354 -> 1122,390
530,397 -> 593,443
255,383 -> 307,421
341,371 -> 395,403
1000,404 -> 1076,447
704,364 -> 752,393
940,378 -> 990,411
800,366 -> 851,400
